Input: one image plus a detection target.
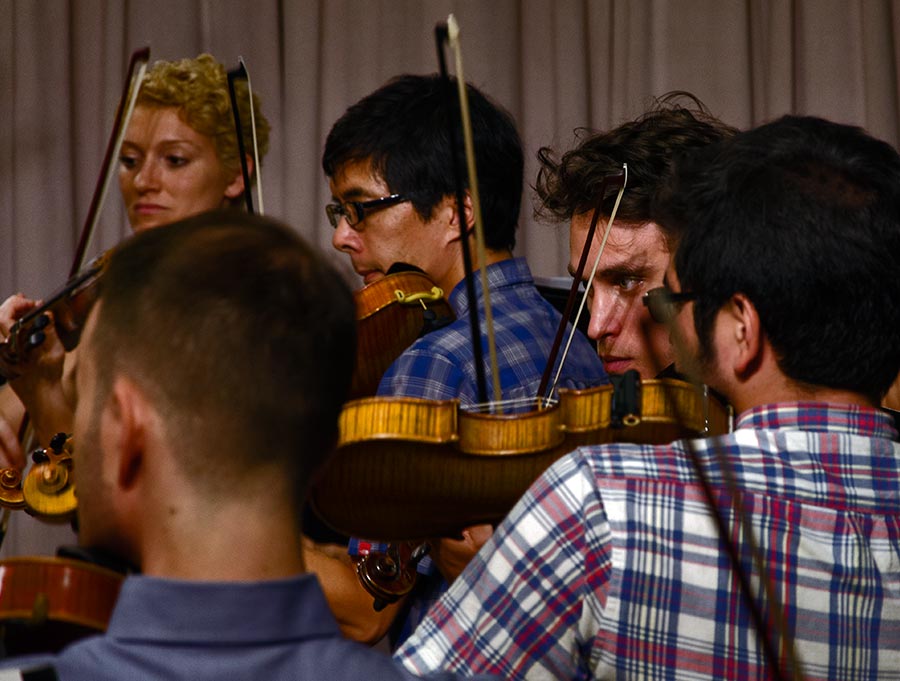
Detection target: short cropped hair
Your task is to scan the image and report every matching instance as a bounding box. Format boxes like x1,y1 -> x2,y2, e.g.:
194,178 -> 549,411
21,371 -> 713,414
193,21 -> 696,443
138,54 -> 270,182
322,74 -> 524,251
535,92 -> 736,247
657,115 -> 900,401
90,212 -> 355,502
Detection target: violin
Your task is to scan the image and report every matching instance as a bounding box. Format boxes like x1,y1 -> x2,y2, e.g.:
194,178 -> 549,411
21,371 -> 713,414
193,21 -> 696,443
0,434 -> 77,522
350,270 -> 453,399
0,555 -> 124,656
0,253 -> 107,382
311,374 -> 731,541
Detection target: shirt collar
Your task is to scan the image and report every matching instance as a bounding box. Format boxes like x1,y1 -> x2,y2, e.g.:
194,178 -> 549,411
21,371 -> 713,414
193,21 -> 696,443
735,402 -> 899,440
448,257 -> 533,316
107,573 -> 340,644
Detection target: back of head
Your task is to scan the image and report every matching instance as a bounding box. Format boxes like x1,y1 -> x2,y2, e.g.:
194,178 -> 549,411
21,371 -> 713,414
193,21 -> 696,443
658,115 -> 900,401
322,73 -> 524,251
535,92 -> 736,246
138,54 -> 271,180
91,211 -> 356,503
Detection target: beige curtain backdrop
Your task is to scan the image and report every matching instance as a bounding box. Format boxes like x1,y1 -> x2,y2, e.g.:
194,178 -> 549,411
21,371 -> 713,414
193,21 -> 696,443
0,0 -> 899,555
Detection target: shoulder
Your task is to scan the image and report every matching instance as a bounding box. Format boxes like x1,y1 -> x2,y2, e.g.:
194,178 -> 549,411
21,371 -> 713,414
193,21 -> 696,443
376,320 -> 478,400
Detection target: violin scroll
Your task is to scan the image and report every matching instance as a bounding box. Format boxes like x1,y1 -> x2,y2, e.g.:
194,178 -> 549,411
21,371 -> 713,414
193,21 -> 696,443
0,433 -> 78,520
354,541 -> 430,612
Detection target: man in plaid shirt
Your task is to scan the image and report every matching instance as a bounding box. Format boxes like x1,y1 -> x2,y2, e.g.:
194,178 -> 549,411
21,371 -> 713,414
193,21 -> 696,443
311,74 -> 608,646
395,116 -> 900,679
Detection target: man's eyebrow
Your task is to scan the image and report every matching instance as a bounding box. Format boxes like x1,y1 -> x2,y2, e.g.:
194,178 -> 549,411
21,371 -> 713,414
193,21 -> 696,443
332,184 -> 380,202
570,261 -> 654,283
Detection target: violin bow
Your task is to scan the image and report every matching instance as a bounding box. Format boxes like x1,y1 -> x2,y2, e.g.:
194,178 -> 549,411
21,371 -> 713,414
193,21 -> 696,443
70,47 -> 150,277
227,57 -> 264,215
434,16 -> 502,409
0,48 -> 148,390
0,48 -> 150,548
536,166 -> 627,404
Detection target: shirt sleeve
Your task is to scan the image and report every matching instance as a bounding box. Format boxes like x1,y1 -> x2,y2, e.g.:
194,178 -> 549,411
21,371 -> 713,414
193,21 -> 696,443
394,449 -> 610,679
377,349 -> 470,402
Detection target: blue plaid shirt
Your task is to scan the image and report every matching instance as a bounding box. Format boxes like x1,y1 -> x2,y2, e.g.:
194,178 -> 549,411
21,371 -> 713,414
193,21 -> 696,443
377,257 -> 608,405
363,257 -> 607,647
396,402 -> 900,680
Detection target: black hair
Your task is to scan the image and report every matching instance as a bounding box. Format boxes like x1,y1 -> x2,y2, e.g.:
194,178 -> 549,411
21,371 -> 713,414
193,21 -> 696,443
535,92 -> 736,247
322,74 -> 524,251
657,115 -> 900,400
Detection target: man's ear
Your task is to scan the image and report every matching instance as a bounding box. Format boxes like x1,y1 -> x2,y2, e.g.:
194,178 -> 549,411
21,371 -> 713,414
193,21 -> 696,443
726,293 -> 764,377
444,191 -> 475,244
223,156 -> 253,200
106,377 -> 148,491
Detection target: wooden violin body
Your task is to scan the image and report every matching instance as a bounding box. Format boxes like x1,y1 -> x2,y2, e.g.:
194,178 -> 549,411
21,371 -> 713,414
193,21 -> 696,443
0,556 -> 123,656
350,271 -> 453,398
311,377 -> 731,540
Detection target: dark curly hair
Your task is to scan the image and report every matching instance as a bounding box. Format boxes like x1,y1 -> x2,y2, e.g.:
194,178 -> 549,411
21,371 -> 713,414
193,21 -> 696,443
534,92 -> 736,247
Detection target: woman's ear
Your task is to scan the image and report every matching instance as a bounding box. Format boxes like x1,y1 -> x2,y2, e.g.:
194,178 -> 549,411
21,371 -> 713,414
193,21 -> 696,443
223,156 -> 254,200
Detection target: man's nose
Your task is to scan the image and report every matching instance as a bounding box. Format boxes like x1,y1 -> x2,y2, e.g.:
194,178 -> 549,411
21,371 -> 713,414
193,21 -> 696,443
331,217 -> 360,253
586,290 -> 623,341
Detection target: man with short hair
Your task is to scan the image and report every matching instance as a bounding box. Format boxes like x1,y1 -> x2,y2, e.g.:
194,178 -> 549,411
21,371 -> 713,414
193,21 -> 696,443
313,74 -> 608,646
1,211 -> 488,680
534,93 -> 736,378
324,73 -> 606,405
396,116 -> 900,679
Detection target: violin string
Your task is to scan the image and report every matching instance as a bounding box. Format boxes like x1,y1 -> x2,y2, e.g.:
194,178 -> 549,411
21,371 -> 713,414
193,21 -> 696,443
467,396 -> 557,413
548,164 -> 628,396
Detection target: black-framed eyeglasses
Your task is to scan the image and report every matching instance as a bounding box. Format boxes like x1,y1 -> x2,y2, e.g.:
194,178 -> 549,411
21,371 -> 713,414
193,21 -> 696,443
643,287 -> 699,324
325,194 -> 410,229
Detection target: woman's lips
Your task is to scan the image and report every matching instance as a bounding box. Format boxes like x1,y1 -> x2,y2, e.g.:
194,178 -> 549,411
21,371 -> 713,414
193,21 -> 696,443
134,203 -> 167,215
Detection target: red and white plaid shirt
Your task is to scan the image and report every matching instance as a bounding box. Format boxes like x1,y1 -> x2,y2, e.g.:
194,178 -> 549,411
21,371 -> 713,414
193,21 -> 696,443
396,402 -> 900,680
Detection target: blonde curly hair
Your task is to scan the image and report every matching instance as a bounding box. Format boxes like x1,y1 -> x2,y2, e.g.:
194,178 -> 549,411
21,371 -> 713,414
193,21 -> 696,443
137,54 -> 270,181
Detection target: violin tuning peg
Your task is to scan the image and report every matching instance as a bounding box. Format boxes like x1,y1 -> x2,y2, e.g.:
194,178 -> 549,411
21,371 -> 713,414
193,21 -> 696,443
31,447 -> 50,465
49,432 -> 69,454
32,314 -> 50,331
27,330 -> 46,349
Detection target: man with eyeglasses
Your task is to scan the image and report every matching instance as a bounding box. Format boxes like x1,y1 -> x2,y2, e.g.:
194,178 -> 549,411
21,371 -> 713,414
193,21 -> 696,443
309,74 -> 607,647
396,115 -> 900,679
533,93 -> 736,380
